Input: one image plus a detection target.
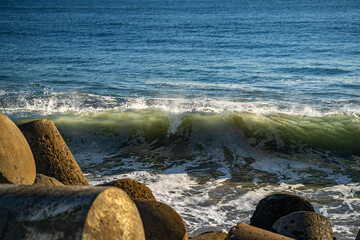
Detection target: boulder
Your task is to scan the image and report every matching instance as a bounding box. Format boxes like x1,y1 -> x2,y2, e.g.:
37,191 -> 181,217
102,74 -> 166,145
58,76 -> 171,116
98,178 -> 155,201
18,119 -> 88,186
33,174 -> 64,186
250,194 -> 315,230
227,223 -> 295,240
135,200 -> 187,240
0,113 -> 36,184
0,184 -> 145,240
272,211 -> 334,240
190,231 -> 227,240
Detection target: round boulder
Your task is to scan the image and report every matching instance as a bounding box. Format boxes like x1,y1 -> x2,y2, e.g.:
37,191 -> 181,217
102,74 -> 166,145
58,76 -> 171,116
272,211 -> 334,240
33,174 -> 64,186
18,119 -> 88,186
99,178 -> 155,201
135,200 -> 187,240
250,194 -> 315,230
190,231 -> 227,240
0,113 -> 36,184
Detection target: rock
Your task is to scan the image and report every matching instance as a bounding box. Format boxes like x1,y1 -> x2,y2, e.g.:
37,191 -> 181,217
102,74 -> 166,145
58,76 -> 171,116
0,113 -> 36,184
227,223 -> 295,240
33,174 -> 64,186
272,211 -> 334,240
135,200 -> 187,240
0,184 -> 145,240
356,229 -> 360,240
191,231 -> 227,240
98,178 -> 155,201
250,194 -> 315,230
18,119 -> 88,186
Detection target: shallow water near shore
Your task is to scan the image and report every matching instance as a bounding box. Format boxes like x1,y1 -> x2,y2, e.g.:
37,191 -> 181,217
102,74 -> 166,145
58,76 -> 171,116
1,0 -> 360,238
7,108 -> 360,239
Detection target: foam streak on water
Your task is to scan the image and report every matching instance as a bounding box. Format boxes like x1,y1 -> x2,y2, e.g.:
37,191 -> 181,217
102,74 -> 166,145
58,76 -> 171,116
89,170 -> 360,239
1,0 -> 360,238
2,101 -> 360,239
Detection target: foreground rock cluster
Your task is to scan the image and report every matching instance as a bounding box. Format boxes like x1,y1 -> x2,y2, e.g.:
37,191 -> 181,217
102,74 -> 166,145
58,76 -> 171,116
0,112 -> 355,239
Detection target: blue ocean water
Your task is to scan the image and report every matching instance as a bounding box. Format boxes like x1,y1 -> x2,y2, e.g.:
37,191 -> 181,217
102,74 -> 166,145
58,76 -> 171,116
1,0 -> 360,238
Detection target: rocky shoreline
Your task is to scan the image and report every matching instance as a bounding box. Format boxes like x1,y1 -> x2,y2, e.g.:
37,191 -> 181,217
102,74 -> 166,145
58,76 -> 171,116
0,112 -> 356,239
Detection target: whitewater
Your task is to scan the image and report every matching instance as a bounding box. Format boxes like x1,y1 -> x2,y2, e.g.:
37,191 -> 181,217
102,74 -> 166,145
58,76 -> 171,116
1,0 -> 360,238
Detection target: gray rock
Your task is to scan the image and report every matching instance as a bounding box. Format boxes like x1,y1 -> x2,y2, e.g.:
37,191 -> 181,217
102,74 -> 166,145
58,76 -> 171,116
250,194 -> 315,230
0,184 -> 145,240
272,211 -> 334,240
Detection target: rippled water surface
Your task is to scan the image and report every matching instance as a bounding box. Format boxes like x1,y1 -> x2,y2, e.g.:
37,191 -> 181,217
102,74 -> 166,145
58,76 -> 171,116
1,0 -> 360,238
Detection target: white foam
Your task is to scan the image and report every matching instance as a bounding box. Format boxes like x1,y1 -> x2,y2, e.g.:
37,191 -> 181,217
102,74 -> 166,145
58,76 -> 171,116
89,170 -> 360,239
1,90 -> 360,117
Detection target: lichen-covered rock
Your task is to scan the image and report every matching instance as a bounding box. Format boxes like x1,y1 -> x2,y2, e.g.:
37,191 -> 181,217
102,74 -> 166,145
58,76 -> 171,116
227,223 -> 295,240
135,200 -> 187,240
0,113 -> 36,184
272,211 -> 334,240
190,231 -> 227,240
250,194 -> 314,230
33,174 -> 64,186
18,119 -> 88,186
99,178 -> 155,201
0,184 -> 145,240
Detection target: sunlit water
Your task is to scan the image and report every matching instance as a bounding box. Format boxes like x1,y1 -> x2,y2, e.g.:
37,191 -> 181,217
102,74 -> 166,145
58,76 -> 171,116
1,0 -> 360,238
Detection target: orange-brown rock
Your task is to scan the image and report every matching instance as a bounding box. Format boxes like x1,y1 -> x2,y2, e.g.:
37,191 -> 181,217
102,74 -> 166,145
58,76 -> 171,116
135,200 -> 187,240
98,178 -> 155,201
0,113 -> 36,184
272,211 -> 335,240
190,231 -> 227,240
33,174 -> 64,186
18,119 -> 88,186
227,223 -> 295,240
0,184 -> 145,240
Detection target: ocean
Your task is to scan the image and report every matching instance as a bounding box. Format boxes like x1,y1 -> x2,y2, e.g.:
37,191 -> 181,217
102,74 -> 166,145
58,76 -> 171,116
1,0 -> 359,238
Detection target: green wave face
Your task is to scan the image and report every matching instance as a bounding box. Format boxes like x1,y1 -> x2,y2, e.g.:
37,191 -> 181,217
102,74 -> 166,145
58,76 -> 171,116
16,109 -> 360,183
232,112 -> 360,156
23,110 -> 358,156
